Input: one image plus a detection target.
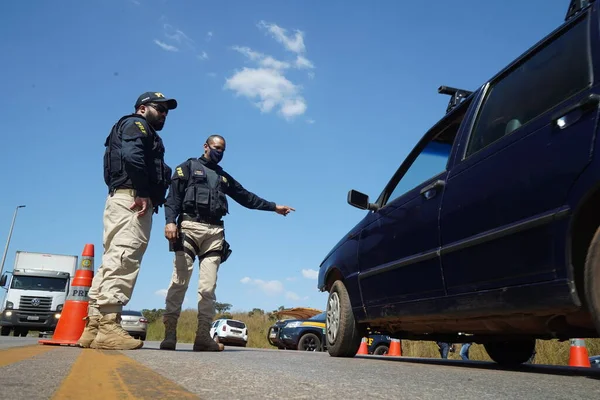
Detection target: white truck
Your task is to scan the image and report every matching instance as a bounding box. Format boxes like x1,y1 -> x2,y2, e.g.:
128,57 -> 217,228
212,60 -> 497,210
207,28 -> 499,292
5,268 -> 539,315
0,251 -> 78,337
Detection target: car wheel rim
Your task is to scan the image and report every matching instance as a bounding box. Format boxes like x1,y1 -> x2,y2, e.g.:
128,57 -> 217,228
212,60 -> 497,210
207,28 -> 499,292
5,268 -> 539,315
327,292 -> 340,344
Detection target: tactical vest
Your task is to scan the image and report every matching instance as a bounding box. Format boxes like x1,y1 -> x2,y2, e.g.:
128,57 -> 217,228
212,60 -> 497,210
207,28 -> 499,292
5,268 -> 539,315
103,115 -> 172,207
181,158 -> 229,219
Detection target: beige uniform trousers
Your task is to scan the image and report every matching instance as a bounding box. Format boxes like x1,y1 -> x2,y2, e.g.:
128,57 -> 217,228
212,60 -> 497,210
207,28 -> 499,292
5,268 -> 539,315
88,190 -> 153,315
163,220 -> 224,323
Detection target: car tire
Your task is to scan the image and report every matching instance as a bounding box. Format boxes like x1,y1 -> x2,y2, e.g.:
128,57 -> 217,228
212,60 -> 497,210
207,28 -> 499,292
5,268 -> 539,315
140,334 -> 146,341
584,225 -> 600,335
0,327 -> 10,336
297,333 -> 321,351
326,280 -> 362,357
373,345 -> 389,355
484,339 -> 536,367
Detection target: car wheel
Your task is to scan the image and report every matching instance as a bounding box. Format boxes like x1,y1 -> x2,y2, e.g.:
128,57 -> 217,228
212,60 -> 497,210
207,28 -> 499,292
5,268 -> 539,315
484,339 -> 536,367
1,327 -> 10,336
326,280 -> 362,357
373,345 -> 389,355
584,225 -> 600,335
297,333 -> 321,351
140,334 -> 146,341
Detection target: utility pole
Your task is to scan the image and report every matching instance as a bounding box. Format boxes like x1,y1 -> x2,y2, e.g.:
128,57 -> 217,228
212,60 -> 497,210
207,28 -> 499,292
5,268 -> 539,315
0,205 -> 26,284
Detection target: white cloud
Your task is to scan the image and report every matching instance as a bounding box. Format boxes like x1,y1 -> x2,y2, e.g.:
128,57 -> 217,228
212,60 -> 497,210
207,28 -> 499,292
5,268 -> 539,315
225,67 -> 306,120
198,51 -> 209,60
154,40 -> 178,52
206,31 -> 213,41
240,276 -> 284,296
232,46 -> 290,70
129,0 -> 141,5
163,24 -> 195,50
295,55 -> 314,69
302,269 -> 319,280
155,288 -> 168,298
258,21 -> 306,54
227,22 -> 314,120
285,291 -> 300,301
306,119 -> 315,124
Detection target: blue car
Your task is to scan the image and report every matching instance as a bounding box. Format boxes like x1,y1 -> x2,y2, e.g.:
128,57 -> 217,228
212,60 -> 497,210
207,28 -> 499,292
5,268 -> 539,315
318,0 -> 600,366
268,311 -> 392,354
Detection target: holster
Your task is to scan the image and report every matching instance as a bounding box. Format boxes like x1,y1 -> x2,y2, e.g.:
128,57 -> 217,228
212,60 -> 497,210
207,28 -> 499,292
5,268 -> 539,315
169,231 -> 185,252
221,240 -> 232,263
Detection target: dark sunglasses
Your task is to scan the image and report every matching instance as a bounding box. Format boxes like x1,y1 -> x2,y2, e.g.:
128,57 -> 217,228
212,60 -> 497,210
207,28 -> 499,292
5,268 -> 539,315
147,103 -> 168,114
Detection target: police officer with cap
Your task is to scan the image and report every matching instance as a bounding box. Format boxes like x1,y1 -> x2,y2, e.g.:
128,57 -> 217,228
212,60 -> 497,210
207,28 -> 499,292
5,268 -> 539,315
159,134 -> 295,351
77,91 -> 178,350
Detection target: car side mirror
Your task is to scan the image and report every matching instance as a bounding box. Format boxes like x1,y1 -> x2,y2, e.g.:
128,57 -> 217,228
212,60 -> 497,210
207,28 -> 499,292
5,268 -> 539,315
0,274 -> 6,287
347,190 -> 379,211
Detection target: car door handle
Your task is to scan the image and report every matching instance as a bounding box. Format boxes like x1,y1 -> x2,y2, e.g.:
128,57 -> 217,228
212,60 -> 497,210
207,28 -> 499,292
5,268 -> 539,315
420,180 -> 445,199
552,93 -> 600,129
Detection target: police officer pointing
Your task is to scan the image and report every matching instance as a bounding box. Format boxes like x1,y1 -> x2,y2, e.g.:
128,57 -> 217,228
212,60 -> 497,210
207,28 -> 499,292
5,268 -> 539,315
160,134 -> 294,351
77,92 -> 177,350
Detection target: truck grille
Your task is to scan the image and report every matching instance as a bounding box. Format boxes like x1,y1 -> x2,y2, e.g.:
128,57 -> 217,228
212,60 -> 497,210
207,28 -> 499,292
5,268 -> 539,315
19,296 -> 52,313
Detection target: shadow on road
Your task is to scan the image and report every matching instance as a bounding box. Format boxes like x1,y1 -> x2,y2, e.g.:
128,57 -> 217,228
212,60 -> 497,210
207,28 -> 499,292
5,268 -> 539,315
356,355 -> 600,380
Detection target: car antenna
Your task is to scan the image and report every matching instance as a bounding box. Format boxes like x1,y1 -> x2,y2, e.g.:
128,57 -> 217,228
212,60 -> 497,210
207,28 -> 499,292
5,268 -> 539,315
438,86 -> 473,114
565,0 -> 595,21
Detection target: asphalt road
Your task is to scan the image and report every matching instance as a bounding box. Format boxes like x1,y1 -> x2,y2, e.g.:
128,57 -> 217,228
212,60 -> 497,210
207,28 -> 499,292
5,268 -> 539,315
1,337 -> 599,399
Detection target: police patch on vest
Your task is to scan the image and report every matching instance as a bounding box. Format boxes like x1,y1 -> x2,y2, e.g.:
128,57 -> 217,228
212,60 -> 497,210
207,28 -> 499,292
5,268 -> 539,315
176,167 -> 184,177
221,176 -> 227,183
134,121 -> 147,135
194,170 -> 204,176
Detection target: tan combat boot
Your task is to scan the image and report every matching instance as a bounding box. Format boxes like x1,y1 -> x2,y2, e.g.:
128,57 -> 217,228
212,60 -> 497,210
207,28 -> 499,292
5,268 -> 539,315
92,313 -> 143,350
159,318 -> 178,350
77,315 -> 101,348
193,319 -> 224,352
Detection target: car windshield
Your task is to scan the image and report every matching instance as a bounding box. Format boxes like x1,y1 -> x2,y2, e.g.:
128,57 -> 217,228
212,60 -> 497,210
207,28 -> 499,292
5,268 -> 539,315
10,276 -> 68,292
121,310 -> 142,316
227,320 -> 246,329
309,312 -> 326,321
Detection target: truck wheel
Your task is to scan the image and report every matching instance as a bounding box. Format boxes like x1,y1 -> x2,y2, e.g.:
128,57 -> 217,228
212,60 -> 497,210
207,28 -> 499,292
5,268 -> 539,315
373,345 -> 389,355
297,333 -> 321,351
326,280 -> 362,357
584,225 -> 600,335
484,339 -> 536,367
0,327 -> 10,336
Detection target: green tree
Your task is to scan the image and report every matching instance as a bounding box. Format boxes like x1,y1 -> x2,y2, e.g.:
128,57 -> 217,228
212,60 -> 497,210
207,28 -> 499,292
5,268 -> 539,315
215,302 -> 232,314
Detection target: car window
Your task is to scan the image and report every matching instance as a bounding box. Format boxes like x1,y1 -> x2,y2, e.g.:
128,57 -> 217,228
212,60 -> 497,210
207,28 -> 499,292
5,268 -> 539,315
121,310 -> 142,316
386,140 -> 452,204
309,312 -> 326,321
465,14 -> 591,157
226,320 -> 246,329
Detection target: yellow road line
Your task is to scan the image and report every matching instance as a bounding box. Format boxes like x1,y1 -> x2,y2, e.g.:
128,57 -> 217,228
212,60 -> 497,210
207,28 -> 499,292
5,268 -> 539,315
52,350 -> 199,399
0,345 -> 58,367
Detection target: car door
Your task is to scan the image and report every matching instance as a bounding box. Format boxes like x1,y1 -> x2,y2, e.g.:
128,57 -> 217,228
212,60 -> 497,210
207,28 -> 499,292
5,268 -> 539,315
439,11 -> 599,295
358,108 -> 469,316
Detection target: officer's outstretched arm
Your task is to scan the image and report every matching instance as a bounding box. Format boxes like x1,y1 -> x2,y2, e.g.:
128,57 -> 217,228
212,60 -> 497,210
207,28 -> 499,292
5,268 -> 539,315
226,176 -> 277,211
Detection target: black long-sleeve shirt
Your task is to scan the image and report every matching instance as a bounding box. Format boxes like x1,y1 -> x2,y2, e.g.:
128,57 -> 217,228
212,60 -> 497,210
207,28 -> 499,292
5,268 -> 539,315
164,156 -> 276,224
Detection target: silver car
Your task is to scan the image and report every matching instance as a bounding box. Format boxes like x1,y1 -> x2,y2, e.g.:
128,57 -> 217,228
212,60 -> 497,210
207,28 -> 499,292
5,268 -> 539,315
120,310 -> 147,340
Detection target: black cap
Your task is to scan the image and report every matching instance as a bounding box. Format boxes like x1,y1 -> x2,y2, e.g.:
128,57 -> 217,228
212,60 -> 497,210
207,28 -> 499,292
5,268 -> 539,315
134,92 -> 178,110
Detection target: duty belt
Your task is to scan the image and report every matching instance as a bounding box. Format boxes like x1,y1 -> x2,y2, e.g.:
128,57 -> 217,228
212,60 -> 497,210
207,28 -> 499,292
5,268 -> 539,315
181,213 -> 224,226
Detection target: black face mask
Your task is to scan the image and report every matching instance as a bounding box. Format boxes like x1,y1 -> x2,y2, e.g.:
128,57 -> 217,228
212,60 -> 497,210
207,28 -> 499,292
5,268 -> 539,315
146,113 -> 165,131
208,146 -> 224,163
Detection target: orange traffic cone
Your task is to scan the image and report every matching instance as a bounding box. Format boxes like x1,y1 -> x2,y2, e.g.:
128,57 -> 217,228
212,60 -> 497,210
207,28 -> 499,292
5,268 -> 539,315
356,337 -> 369,355
386,338 -> 402,356
39,244 -> 95,346
568,338 -> 591,367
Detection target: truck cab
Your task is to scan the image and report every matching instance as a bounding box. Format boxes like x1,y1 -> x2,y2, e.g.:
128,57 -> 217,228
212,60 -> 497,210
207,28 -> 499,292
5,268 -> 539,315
1,251 -> 77,337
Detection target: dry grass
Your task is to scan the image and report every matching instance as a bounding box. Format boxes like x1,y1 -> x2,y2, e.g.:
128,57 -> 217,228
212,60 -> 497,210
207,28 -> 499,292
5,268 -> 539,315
147,309 -> 600,365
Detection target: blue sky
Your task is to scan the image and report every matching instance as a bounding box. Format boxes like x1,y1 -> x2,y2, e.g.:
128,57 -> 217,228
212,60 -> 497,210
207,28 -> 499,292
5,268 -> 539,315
0,1 -> 568,314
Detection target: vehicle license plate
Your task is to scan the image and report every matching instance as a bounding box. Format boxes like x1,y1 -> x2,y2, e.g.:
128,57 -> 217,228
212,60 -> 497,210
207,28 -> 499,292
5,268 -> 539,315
27,316 -> 40,321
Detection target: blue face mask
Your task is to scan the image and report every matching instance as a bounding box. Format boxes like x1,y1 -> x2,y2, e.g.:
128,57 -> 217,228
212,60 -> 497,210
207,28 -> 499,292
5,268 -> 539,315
208,147 -> 224,163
